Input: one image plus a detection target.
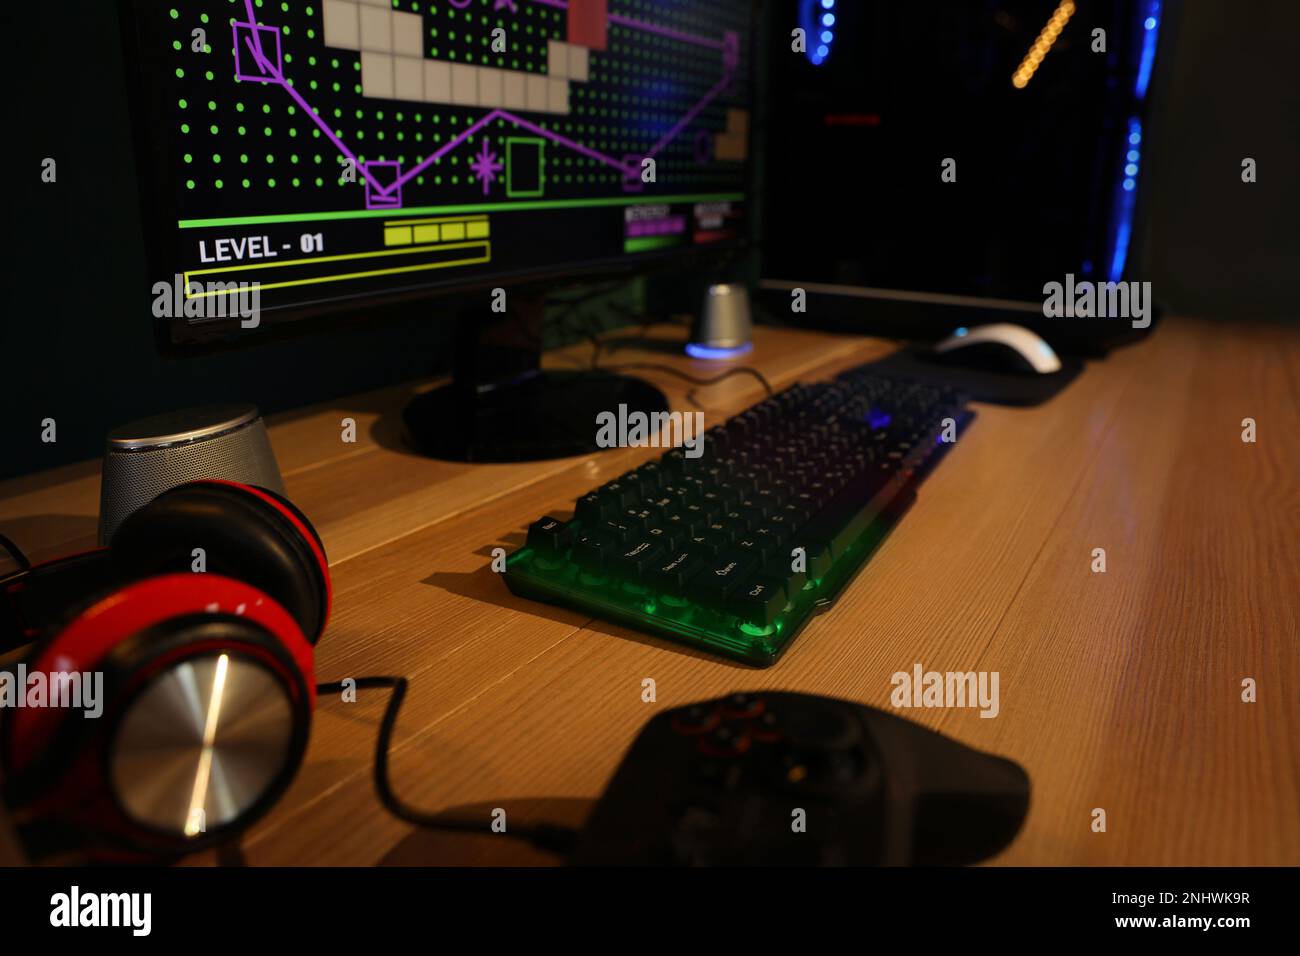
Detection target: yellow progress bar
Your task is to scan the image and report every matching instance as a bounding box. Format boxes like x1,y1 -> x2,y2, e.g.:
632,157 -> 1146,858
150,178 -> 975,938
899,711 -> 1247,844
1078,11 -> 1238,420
184,241 -> 492,296
385,215 -> 491,246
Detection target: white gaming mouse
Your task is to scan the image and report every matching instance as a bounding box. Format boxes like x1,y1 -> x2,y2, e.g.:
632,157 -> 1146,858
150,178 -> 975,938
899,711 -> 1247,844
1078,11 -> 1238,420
933,323 -> 1063,375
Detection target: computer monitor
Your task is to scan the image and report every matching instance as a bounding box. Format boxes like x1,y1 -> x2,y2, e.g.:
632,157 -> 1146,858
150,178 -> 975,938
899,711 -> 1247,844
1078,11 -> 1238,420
119,0 -> 757,458
759,0 -> 1166,353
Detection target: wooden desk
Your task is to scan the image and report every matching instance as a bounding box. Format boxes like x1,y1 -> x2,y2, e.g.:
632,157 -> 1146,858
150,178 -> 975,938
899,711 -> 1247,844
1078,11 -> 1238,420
1,318 -> 1296,866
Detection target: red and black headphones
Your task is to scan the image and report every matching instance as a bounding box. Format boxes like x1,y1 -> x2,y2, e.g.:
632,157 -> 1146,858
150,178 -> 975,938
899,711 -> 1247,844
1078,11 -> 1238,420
0,480 -> 330,861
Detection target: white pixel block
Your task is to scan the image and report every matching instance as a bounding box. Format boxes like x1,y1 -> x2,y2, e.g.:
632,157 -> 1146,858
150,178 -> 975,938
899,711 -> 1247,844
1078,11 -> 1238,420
478,68 -> 505,108
392,11 -> 423,57
525,74 -> 549,112
360,51 -> 394,98
548,40 -> 570,78
424,59 -> 452,103
569,45 -> 589,82
451,64 -> 479,106
547,77 -> 568,114
394,56 -> 423,101
359,5 -> 392,53
322,0 -> 361,50
502,71 -> 526,109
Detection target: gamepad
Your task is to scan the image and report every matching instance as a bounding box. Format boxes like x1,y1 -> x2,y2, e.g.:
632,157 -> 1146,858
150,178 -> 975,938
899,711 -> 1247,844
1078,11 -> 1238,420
570,692 -> 1030,865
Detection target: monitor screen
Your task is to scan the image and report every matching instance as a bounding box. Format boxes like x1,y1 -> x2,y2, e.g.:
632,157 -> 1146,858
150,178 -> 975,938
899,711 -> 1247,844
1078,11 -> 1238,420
761,0 -> 1160,307
120,0 -> 754,343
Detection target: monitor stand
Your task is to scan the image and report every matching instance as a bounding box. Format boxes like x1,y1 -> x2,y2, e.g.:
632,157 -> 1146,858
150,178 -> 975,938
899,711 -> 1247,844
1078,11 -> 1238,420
402,293 -> 669,463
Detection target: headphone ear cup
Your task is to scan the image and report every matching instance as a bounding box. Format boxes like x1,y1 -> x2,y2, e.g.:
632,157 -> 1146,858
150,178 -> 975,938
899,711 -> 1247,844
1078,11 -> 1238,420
3,574 -> 315,858
110,482 -> 330,643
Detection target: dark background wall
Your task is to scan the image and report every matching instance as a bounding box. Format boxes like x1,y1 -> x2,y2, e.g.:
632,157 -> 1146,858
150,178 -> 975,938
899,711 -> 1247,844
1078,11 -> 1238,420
1140,0 -> 1300,319
1,1 -> 1295,481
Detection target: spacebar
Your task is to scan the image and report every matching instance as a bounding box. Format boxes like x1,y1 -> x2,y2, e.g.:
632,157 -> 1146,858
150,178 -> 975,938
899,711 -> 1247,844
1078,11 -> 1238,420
798,469 -> 901,559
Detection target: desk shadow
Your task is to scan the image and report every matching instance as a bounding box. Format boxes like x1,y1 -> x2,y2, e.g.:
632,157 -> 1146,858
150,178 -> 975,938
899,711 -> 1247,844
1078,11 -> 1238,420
420,561 -> 590,631
597,333 -> 689,358
365,387 -> 423,458
377,797 -> 593,866
421,550 -> 757,671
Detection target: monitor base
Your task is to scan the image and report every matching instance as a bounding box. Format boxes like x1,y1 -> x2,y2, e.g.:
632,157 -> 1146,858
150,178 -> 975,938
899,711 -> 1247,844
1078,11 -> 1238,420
403,370 -> 670,463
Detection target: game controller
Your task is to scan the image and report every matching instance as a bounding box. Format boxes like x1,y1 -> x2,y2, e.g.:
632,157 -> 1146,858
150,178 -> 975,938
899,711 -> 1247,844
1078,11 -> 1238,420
570,691 -> 1030,865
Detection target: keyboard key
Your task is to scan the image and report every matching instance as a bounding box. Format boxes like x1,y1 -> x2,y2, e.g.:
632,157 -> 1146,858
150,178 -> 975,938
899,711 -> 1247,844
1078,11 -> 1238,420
573,531 -> 616,572
685,532 -> 719,556
621,507 -> 654,530
598,480 -> 638,509
575,492 -> 612,524
526,516 -> 573,553
645,525 -> 681,550
614,539 -> 666,580
730,577 -> 788,627
632,461 -> 666,494
687,551 -> 759,609
652,550 -> 706,589
602,519 -> 636,543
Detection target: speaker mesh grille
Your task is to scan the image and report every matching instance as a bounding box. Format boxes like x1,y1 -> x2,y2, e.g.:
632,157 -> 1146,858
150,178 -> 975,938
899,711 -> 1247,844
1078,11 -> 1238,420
98,419 -> 285,544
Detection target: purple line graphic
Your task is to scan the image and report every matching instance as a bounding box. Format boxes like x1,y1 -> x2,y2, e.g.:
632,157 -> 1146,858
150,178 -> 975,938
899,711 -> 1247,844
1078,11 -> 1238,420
233,23 -> 282,83
363,161 -> 403,209
240,34 -> 391,196
388,111 -> 504,194
505,113 -> 638,175
646,72 -> 734,160
242,0 -> 265,61
235,3 -> 737,202
470,138 -> 505,195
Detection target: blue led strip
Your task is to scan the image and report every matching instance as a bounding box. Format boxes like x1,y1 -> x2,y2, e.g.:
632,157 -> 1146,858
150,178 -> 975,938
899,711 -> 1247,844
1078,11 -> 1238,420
1135,1 -> 1162,99
686,342 -> 754,360
1105,2 -> 1161,282
800,0 -> 838,66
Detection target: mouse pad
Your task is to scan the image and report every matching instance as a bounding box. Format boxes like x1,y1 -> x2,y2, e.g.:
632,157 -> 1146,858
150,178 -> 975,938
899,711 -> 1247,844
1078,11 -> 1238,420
862,346 -> 1085,407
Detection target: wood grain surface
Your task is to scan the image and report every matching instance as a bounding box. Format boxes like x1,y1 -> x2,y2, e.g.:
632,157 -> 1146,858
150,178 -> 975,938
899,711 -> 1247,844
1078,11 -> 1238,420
1,318 -> 1295,866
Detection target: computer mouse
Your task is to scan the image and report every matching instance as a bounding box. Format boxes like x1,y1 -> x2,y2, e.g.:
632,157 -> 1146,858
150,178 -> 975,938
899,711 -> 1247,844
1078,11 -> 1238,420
569,692 -> 1030,866
933,323 -> 1062,375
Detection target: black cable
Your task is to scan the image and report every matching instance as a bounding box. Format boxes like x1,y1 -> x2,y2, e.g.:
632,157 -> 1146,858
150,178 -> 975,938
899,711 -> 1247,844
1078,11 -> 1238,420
0,534 -> 31,573
315,676 -> 579,857
597,361 -> 774,398
568,305 -> 774,397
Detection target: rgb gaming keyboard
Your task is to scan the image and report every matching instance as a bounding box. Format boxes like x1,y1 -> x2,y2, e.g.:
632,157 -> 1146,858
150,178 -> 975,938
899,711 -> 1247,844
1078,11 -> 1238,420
504,367 -> 973,666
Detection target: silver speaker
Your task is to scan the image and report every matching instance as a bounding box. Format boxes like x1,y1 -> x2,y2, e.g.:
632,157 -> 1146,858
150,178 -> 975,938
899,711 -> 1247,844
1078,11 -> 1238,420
688,283 -> 754,357
98,405 -> 285,545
